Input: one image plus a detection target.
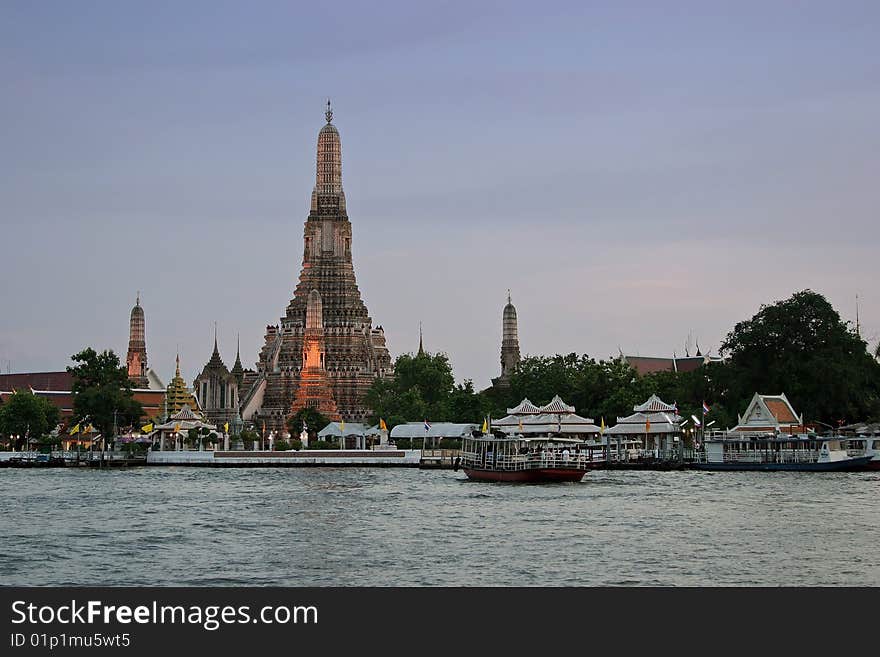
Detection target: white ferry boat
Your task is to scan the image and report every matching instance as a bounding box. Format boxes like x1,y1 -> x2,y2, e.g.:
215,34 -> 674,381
691,432 -> 872,471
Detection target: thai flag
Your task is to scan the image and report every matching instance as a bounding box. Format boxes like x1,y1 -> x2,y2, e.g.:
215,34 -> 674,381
424,419 -> 431,432
702,401 -> 711,414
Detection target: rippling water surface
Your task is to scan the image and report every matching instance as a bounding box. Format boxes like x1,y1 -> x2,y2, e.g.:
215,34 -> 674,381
1,467 -> 878,586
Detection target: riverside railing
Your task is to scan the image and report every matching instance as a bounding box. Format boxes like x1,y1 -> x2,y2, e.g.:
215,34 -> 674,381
459,452 -> 597,471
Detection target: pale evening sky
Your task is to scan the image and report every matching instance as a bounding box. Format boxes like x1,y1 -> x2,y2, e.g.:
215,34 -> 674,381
1,0 -> 878,390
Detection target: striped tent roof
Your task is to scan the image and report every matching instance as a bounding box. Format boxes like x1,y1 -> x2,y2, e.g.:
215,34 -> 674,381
633,394 -> 677,413
540,395 -> 576,414
389,422 -> 478,439
319,422 -> 369,437
506,398 -> 542,415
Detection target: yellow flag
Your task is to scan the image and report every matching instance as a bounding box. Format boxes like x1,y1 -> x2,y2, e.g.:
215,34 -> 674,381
600,417 -> 606,434
85,424 -> 95,434
340,420 -> 345,432
141,423 -> 153,433
379,418 -> 387,431
481,418 -> 488,433
70,423 -> 80,435
645,418 -> 651,433
224,422 -> 229,433
518,418 -> 523,432
174,423 -> 180,433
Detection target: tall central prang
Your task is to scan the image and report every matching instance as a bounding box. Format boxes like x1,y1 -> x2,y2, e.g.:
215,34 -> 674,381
241,103 -> 393,432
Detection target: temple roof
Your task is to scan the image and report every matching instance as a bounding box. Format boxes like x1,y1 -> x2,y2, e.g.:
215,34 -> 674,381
633,394 -> 677,413
169,404 -> 201,421
731,393 -> 802,433
506,398 -> 542,415
540,395 -> 576,414
493,412 -> 598,432
605,411 -> 682,435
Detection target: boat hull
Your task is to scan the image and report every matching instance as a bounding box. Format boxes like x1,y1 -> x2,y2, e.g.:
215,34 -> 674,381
461,467 -> 586,482
690,456 -> 874,472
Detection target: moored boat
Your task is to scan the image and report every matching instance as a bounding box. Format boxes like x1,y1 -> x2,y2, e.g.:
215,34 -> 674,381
457,433 -> 593,482
842,434 -> 880,470
691,432 -> 873,471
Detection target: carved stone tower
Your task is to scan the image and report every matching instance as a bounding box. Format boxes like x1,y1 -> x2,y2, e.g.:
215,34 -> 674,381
126,293 -> 148,388
241,102 -> 392,431
492,291 -> 521,388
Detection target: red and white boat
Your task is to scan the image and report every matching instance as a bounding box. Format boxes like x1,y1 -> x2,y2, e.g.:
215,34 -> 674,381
456,434 -> 593,483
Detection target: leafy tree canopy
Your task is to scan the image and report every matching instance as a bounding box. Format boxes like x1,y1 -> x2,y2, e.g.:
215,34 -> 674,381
719,289 -> 880,424
365,351 -> 489,427
0,391 -> 60,441
68,348 -> 143,439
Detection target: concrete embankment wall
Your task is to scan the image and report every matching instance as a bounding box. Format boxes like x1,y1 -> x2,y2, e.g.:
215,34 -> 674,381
146,449 -> 422,467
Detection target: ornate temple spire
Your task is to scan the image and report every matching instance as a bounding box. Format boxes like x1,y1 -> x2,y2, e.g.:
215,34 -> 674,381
418,322 -> 425,357
500,291 -> 521,380
166,352 -> 199,418
206,324 -> 226,370
231,333 -> 244,385
311,100 -> 345,212
126,292 -> 148,387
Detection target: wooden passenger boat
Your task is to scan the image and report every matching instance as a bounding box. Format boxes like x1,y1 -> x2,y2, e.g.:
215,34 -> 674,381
457,434 -> 593,482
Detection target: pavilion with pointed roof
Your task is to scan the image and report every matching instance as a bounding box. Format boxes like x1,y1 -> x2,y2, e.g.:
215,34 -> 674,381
604,394 -> 683,457
493,395 -> 601,439
151,404 -> 216,451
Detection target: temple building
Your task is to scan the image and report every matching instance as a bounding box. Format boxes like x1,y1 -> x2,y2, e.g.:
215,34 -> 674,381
164,354 -> 199,419
728,393 -> 805,435
491,291 -> 521,388
193,329 -> 240,428
240,102 -> 392,431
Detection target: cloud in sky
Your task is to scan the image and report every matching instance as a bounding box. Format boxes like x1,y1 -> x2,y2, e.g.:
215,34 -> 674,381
1,1 -> 878,389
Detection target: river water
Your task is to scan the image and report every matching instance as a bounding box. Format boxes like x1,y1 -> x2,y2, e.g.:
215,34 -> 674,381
1,467 -> 878,586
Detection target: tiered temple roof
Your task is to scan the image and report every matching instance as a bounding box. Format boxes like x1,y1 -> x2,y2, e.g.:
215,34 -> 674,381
165,354 -> 199,419
495,395 -> 600,437
605,395 -> 683,435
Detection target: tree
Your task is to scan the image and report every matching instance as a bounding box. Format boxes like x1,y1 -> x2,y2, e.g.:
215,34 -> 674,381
364,352 -> 458,426
443,380 -> 490,423
718,290 -> 880,425
498,353 -> 649,422
392,352 -> 455,409
286,408 -> 331,439
0,391 -> 60,448
68,348 -> 143,439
